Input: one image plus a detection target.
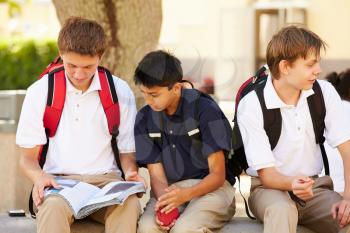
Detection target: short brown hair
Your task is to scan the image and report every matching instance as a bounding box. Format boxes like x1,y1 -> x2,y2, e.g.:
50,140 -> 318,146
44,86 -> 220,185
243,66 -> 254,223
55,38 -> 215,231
266,25 -> 327,79
58,17 -> 107,57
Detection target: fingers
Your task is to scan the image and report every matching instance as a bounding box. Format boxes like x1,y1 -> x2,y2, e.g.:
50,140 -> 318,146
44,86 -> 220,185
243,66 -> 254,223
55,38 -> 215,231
162,204 -> 176,214
164,185 -> 177,192
293,189 -> 313,200
51,178 -> 61,189
125,171 -> 137,181
37,183 -> 45,200
340,210 -> 350,227
331,203 -> 339,219
155,215 -> 172,230
33,185 -> 43,207
293,181 -> 314,190
337,202 -> 350,227
298,176 -> 313,183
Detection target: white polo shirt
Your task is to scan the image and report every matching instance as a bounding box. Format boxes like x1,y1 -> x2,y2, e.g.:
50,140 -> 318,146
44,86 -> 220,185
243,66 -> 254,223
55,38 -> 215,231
237,75 -> 350,177
16,70 -> 137,175
322,100 -> 350,193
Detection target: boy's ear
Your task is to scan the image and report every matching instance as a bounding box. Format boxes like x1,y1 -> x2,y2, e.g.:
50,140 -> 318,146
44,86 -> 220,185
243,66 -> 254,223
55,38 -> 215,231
173,82 -> 183,92
279,60 -> 290,76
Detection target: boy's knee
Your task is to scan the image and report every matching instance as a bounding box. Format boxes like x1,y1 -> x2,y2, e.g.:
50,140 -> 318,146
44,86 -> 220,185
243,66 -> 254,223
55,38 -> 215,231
137,215 -> 159,233
170,218 -> 198,233
38,196 -> 69,215
124,195 -> 141,211
265,201 -> 297,218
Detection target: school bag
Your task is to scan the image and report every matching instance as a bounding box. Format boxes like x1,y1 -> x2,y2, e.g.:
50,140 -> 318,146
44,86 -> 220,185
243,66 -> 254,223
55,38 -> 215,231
29,57 -> 122,218
231,66 -> 330,217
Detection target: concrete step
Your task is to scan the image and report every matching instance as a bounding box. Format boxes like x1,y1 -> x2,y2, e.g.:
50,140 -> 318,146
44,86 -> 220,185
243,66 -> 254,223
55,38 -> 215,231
0,214 -> 315,233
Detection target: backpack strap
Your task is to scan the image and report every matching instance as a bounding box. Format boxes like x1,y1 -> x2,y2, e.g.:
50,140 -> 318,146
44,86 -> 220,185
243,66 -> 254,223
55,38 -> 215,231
182,89 -> 202,142
182,89 -> 208,169
97,67 -> 123,178
254,81 -> 282,150
308,81 -> 329,175
39,56 -> 62,79
40,67 -> 66,164
30,67 -> 66,218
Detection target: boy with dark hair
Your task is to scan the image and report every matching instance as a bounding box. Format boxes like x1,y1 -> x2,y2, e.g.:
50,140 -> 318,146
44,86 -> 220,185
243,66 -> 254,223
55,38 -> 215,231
134,50 -> 235,233
16,17 -> 143,233
237,25 -> 350,233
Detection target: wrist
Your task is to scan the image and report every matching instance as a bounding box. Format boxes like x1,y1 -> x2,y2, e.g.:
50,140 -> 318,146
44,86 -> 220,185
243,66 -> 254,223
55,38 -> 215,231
288,176 -> 296,191
33,170 -> 46,182
184,187 -> 194,202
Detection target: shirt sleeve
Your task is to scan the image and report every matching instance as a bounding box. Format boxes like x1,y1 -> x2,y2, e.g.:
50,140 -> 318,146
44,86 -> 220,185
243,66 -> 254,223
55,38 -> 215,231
114,78 -> 137,153
198,97 -> 232,158
134,107 -> 162,166
16,76 -> 48,148
321,81 -> 350,147
236,92 -> 276,170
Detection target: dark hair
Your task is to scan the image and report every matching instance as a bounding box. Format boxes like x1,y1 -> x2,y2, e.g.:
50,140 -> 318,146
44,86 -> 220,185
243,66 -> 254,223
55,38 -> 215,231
58,17 -> 106,56
134,50 -> 183,88
267,25 -> 327,79
325,69 -> 350,101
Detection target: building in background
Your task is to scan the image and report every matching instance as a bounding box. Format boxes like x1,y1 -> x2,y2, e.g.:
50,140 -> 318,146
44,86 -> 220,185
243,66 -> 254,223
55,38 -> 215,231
1,0 -> 350,100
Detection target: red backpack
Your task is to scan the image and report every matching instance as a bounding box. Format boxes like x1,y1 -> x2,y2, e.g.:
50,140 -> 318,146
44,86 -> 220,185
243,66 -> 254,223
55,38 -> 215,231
29,57 -> 122,217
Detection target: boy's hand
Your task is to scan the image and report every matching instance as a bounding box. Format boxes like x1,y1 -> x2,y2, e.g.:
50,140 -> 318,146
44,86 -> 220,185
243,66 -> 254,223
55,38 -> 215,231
33,173 -> 60,207
125,171 -> 147,198
155,212 -> 176,230
155,185 -> 190,214
291,176 -> 314,201
332,199 -> 350,228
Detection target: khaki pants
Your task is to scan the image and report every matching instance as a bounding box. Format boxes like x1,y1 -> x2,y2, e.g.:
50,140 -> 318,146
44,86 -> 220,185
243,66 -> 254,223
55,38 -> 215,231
138,179 -> 236,233
249,176 -> 350,233
36,173 -> 141,233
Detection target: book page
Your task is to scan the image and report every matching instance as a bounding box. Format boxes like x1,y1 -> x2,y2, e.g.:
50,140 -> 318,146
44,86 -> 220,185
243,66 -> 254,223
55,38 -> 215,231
45,178 -> 100,216
84,181 -> 145,206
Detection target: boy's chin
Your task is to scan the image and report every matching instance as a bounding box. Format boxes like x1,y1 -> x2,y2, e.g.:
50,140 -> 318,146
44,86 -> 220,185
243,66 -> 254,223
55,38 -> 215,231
149,106 -> 163,112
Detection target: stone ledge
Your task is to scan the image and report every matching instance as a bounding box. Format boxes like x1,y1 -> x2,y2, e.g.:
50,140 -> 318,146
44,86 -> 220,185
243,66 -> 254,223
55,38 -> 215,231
219,217 -> 315,233
0,214 -> 315,233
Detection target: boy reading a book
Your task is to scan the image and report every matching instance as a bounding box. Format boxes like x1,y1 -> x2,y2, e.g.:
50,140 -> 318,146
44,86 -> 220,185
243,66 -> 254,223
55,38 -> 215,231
16,17 -> 144,233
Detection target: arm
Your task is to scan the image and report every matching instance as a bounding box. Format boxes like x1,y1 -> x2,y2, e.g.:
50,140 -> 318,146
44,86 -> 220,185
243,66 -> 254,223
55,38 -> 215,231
147,162 -> 169,199
19,146 -> 59,207
119,152 -> 147,189
156,150 -> 226,214
332,140 -> 350,227
338,140 -> 350,199
258,167 -> 314,201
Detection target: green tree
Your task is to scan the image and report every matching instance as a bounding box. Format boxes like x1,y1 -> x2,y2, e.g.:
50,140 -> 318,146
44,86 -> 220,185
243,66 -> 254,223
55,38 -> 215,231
52,0 -> 162,105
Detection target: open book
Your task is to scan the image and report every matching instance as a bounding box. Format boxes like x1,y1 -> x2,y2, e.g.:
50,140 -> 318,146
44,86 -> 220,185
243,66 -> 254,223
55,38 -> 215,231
44,177 -> 146,219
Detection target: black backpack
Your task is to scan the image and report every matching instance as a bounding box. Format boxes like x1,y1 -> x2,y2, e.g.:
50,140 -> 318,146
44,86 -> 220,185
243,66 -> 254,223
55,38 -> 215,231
146,88 -> 237,185
231,66 -> 330,217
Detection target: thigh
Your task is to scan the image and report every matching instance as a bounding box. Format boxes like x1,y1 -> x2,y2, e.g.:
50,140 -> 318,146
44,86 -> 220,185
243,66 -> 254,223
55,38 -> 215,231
37,195 -> 74,224
249,178 -> 297,222
299,176 -> 342,233
82,172 -> 123,187
138,198 -> 166,233
173,181 -> 235,231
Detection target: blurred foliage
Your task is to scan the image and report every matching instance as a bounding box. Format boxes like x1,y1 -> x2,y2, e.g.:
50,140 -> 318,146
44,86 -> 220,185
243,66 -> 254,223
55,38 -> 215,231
0,39 -> 58,90
0,0 -> 23,17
